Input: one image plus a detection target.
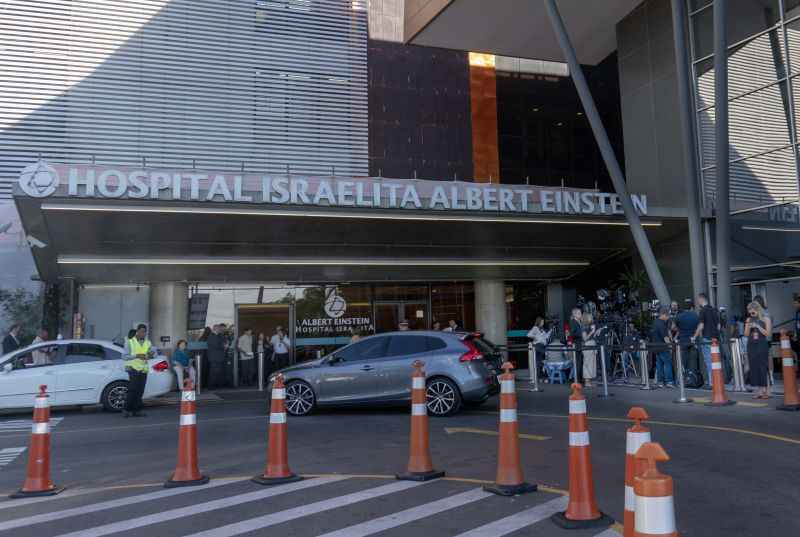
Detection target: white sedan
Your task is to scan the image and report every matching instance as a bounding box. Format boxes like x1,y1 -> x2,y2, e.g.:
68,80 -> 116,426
0,339 -> 174,411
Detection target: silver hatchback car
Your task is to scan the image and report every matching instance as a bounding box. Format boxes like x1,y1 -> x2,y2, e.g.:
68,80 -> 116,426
271,331 -> 502,417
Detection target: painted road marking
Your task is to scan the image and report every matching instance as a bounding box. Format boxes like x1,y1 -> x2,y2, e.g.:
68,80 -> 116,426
453,496 -> 568,536
593,528 -> 623,536
0,447 -> 26,467
0,417 -> 63,432
0,477 -> 248,532
690,397 -> 767,408
444,427 -> 550,441
316,488 -> 492,537
52,477 -> 346,537
184,479 -> 426,537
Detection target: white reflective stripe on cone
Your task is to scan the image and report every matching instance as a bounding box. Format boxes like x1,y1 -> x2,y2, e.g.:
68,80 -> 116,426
34,398 -> 49,409
182,391 -> 196,402
783,358 -> 795,367
31,422 -> 49,435
624,485 -> 635,512
270,412 -> 287,424
626,431 -> 651,455
711,346 -> 720,354
411,403 -> 427,416
412,377 -> 425,390
180,414 -> 196,426
634,495 -> 677,534
568,399 -> 586,414
781,339 -> 791,349
272,388 -> 286,400
569,431 -> 589,446
712,362 -> 722,370
501,379 -> 515,393
500,408 -> 517,422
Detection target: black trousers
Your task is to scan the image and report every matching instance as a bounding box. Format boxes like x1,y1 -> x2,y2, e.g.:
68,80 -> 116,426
572,344 -> 584,383
274,352 -> 290,370
239,358 -> 256,386
125,371 -> 147,413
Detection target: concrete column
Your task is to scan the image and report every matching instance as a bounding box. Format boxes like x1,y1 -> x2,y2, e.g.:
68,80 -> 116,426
149,282 -> 188,353
474,280 -> 507,349
546,283 -> 565,321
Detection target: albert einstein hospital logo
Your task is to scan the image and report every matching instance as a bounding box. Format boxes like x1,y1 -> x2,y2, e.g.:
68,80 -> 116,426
324,287 -> 347,319
19,161 -> 60,198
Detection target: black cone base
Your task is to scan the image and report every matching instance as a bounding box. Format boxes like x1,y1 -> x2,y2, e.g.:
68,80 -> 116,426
550,511 -> 614,530
777,403 -> 800,411
252,473 -> 303,486
705,400 -> 736,406
164,475 -> 209,488
9,485 -> 64,499
483,482 -> 538,496
396,469 -> 445,482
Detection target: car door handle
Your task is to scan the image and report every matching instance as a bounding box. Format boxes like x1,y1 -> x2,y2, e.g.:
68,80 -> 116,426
360,365 -> 374,371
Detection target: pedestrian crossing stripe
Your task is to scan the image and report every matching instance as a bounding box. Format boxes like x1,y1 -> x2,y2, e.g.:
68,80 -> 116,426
0,476 -> 622,537
0,417 -> 63,431
0,447 -> 27,468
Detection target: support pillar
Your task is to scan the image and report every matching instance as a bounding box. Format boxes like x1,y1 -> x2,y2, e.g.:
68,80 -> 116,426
474,280 -> 507,350
149,282 -> 188,353
544,0 -> 670,306
714,0 -> 731,310
670,0 -> 708,297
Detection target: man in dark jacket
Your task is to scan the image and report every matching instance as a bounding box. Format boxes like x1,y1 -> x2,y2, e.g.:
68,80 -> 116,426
206,324 -> 226,388
2,324 -> 21,355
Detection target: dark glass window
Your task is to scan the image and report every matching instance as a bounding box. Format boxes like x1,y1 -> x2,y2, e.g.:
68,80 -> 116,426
336,337 -> 388,362
63,344 -> 106,364
386,335 -> 432,356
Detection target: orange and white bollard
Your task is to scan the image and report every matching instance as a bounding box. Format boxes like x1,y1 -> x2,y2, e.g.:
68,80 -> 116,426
551,383 -> 612,530
397,360 -> 444,481
623,407 -> 651,537
10,385 -> 64,498
165,379 -> 209,487
706,339 -> 735,406
633,442 -> 678,537
253,374 -> 303,485
484,362 -> 537,496
777,330 -> 800,411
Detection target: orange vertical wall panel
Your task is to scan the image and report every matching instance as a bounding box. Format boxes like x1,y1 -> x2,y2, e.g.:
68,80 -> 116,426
469,64 -> 500,184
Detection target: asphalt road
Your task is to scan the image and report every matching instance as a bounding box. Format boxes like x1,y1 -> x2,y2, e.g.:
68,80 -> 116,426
0,380 -> 796,536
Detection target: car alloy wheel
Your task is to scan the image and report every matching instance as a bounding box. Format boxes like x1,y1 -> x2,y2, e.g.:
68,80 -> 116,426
106,383 -> 128,411
285,382 -> 315,416
426,379 -> 457,416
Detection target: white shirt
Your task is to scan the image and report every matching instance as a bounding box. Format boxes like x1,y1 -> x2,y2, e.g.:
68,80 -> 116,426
237,333 -> 254,360
527,326 -> 551,345
271,334 -> 291,354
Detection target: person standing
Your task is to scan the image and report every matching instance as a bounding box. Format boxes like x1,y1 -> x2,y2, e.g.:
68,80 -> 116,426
237,328 -> 255,386
675,299 -> 700,378
652,307 -> 675,388
527,317 -> 551,356
692,293 -> 720,388
2,324 -> 21,355
255,332 -> 269,382
443,319 -> 459,332
31,329 -> 50,365
206,324 -> 226,389
581,313 -> 598,387
349,328 -> 362,344
123,324 -> 152,417
172,339 -> 196,389
569,308 -> 584,384
745,301 -> 772,399
271,326 -> 291,370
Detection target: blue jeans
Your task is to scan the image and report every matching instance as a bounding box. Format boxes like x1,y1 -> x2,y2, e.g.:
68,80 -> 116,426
700,338 -> 714,385
655,351 -> 674,384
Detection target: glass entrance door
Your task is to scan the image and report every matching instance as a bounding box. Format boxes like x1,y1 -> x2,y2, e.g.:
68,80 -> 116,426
234,304 -> 294,388
374,302 -> 428,332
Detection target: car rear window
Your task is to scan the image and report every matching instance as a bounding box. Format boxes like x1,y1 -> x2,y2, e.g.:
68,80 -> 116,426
386,335 -> 446,356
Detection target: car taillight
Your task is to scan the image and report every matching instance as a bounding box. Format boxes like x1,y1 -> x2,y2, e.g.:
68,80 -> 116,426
152,360 -> 169,372
460,340 -> 483,362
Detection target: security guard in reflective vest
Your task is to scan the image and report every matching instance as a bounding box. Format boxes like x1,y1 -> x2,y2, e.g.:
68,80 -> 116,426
123,324 -> 153,417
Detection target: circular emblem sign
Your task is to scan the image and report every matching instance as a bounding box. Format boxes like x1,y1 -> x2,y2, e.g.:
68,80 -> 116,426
18,161 -> 59,198
324,287 -> 347,318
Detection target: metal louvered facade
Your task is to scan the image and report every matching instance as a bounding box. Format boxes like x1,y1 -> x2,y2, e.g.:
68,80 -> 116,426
0,0 -> 369,201
689,0 -> 800,206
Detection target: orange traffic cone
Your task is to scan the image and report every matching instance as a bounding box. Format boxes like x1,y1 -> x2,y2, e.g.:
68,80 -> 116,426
253,374 -> 303,485
484,362 -> 537,496
706,339 -> 735,406
777,330 -> 800,411
10,385 -> 64,498
397,360 -> 445,481
551,383 -> 613,530
165,379 -> 209,487
623,407 -> 651,537
633,442 -> 678,537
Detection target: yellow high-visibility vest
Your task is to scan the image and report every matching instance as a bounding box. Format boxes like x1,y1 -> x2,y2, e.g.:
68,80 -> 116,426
126,338 -> 151,373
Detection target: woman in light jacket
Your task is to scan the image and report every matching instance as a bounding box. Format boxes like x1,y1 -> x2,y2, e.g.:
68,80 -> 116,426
581,313 -> 598,387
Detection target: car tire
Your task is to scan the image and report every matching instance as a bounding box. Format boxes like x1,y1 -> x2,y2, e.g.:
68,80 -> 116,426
426,377 -> 462,417
101,381 -> 129,412
284,381 -> 316,416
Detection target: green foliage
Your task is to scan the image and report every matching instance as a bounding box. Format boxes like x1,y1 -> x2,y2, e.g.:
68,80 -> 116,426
0,287 -> 43,345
